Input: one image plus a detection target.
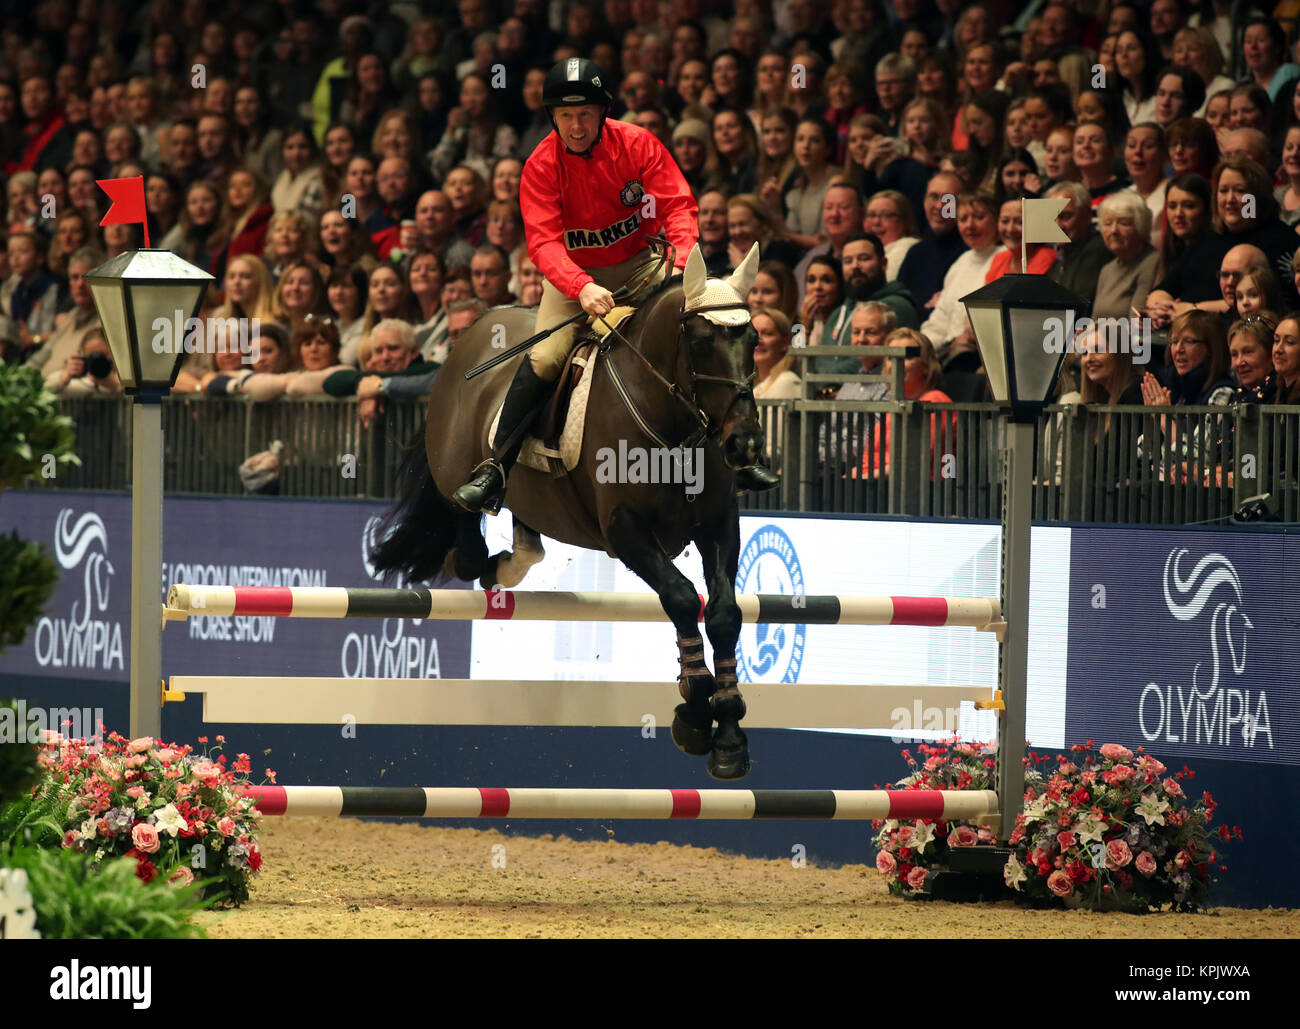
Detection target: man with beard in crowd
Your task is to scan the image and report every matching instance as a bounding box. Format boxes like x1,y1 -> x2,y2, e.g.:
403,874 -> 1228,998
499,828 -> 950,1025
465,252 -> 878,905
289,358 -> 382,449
696,188 -> 731,277
811,232 -> 918,378
897,171 -> 968,322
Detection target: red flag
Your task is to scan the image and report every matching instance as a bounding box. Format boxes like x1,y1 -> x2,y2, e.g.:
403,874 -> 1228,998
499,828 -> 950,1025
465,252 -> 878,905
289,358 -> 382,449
97,175 -> 150,248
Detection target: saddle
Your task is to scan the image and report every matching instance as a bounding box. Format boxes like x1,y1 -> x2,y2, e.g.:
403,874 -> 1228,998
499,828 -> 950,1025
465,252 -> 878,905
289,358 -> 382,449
488,306 -> 638,475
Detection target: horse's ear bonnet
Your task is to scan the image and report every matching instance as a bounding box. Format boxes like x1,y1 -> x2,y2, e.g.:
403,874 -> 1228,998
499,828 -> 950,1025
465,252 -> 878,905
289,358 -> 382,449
680,243 -> 758,326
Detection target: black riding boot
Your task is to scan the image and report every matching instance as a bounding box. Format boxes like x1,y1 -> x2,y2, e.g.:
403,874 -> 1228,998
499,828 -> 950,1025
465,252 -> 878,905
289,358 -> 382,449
736,464 -> 780,493
452,361 -> 553,514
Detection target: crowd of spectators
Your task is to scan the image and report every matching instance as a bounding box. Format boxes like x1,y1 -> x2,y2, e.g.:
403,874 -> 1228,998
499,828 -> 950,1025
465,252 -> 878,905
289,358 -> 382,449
4,0 -> 1300,478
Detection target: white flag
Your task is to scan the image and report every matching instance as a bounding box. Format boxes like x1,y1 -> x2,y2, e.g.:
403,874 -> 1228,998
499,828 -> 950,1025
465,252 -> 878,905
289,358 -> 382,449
1022,197 -> 1070,245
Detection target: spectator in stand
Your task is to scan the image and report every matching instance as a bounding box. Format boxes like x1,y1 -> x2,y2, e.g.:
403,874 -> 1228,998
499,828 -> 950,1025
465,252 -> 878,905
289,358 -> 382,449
2,232 -> 60,339
271,126 -> 326,221
1143,308 -> 1234,405
1211,156 -> 1298,293
442,164 -> 488,247
696,189 -> 732,278
872,54 -> 914,138
412,189 -> 473,273
216,254 -> 278,327
986,195 -> 1057,281
517,254 -> 544,307
782,119 -> 839,249
469,244 -> 515,307
162,120 -> 201,188
407,250 -> 448,362
1277,125 -> 1300,228
356,262 -> 421,367
196,112 -> 239,184
371,157 -> 418,241
47,209 -> 91,281
1046,181 -> 1111,303
263,212 -> 317,284
1042,124 -> 1077,188
428,71 -> 519,184
1153,66 -> 1206,129
326,264 -> 368,362
1273,314 -> 1300,404
490,157 -> 524,205
1165,117 -> 1218,179
234,86 -> 283,187
444,296 -> 487,351
339,52 -> 401,149
800,255 -> 844,357
1230,267 -> 1283,320
961,90 -> 1009,189
856,113 -> 930,225
227,317 -> 349,401
211,170 -> 274,281
821,233 -> 919,356
45,330 -> 121,396
922,189 -> 1000,364
320,123 -> 358,206
1227,314 -> 1278,402
671,119 -> 718,196
271,261 -> 330,334
318,209 -> 377,273
1172,27 -> 1232,116
792,183 -> 863,302
746,260 -> 799,322
14,75 -> 71,173
751,306 -> 801,399
1074,121 -> 1129,209
864,190 -> 920,282
23,246 -> 100,376
726,193 -> 803,270
174,180 -> 222,273
1115,29 -> 1162,124
1241,16 -> 1300,105
833,303 -> 896,401
485,200 -> 525,294
900,98 -> 947,172
898,171 -> 969,323
517,65 -> 554,157
863,328 -> 954,478
709,108 -> 759,195
1093,191 -> 1161,321
1079,327 -> 1143,407
1124,123 -> 1170,249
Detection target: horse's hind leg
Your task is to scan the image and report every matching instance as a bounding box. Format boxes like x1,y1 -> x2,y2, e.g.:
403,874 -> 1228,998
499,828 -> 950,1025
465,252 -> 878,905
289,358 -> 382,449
445,512 -> 489,582
481,519 -> 545,589
605,506 -> 716,760
695,506 -> 750,781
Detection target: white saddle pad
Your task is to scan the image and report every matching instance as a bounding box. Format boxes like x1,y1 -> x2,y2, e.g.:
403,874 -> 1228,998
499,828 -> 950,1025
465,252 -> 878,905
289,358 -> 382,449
488,347 -> 600,475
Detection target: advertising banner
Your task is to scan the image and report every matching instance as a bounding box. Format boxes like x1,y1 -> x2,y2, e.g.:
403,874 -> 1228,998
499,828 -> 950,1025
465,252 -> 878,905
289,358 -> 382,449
1066,527 -> 1300,766
0,494 -> 472,685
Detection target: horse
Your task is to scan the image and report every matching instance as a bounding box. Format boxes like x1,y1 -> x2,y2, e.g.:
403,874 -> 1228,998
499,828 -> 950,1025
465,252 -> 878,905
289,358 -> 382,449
368,242 -> 765,780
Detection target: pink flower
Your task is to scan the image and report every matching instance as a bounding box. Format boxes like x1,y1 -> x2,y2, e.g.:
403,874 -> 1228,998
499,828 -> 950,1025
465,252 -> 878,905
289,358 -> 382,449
906,866 -> 928,890
1135,851 -> 1157,878
190,760 -> 221,780
1105,839 -> 1133,869
1057,830 -> 1078,850
876,850 -> 897,875
167,867 -> 195,887
124,754 -> 146,768
1175,850 -> 1191,870
217,817 -> 237,837
128,737 -> 154,753
1108,764 -> 1135,783
977,827 -> 997,844
1100,744 -> 1134,762
1046,870 -> 1074,897
895,825 -> 914,847
948,825 -> 978,848
126,786 -> 145,799
1139,756 -> 1167,775
61,830 -> 78,849
155,748 -> 177,763
1162,778 -> 1184,797
131,823 -> 161,854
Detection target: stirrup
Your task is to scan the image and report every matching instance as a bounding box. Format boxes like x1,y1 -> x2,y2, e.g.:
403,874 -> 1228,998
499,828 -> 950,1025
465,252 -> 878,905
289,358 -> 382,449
451,458 -> 507,514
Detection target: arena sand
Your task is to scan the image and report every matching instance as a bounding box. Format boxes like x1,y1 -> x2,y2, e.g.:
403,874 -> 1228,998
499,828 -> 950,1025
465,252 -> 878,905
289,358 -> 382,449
197,817 -> 1299,938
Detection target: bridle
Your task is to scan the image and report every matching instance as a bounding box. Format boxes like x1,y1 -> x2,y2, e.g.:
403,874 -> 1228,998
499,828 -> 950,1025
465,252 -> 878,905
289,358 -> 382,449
595,237 -> 756,454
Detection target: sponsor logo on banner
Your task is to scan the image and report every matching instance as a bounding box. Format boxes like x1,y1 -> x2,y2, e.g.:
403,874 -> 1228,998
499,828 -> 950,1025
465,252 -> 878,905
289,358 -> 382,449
1138,549 -> 1271,750
735,524 -> 805,683
341,516 -> 440,678
32,509 -> 123,671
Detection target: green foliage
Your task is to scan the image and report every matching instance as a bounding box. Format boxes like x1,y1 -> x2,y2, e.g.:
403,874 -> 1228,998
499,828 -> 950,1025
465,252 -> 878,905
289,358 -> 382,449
0,362 -> 80,490
0,533 -> 59,655
1,844 -> 209,939
0,699 -> 40,806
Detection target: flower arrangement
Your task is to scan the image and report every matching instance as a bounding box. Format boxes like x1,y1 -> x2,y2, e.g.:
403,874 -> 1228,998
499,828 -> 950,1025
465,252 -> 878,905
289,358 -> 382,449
3,730 -> 274,906
873,739 -> 1238,913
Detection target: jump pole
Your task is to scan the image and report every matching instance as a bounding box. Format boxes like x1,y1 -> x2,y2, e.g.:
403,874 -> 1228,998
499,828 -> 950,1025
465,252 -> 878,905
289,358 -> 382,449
164,585 -> 1004,634
245,785 -> 1001,822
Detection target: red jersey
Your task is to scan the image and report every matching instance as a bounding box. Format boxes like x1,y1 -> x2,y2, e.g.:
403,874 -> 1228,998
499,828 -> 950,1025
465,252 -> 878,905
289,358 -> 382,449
520,119 -> 699,299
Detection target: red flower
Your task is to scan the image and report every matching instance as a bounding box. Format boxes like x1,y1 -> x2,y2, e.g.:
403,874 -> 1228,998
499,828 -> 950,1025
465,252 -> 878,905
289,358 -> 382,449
125,848 -> 157,884
1069,788 -> 1090,806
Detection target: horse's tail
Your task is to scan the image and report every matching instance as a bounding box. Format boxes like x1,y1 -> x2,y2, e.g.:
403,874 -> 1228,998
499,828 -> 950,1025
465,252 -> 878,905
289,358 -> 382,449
367,433 -> 459,584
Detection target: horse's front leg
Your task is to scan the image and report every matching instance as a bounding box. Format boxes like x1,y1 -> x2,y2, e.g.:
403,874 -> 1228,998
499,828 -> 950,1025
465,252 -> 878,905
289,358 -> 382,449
604,506 -> 716,760
696,505 -> 749,781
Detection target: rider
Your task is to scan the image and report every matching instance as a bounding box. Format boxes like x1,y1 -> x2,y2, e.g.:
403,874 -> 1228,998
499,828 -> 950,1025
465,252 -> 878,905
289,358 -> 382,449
451,57 -> 780,513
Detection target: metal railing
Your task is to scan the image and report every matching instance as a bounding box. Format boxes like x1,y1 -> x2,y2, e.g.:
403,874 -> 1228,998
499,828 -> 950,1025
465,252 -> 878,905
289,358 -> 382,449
40,393 -> 1300,524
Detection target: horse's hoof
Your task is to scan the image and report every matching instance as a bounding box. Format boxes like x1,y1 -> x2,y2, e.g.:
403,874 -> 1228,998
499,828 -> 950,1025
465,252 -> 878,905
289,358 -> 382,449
707,730 -> 750,781
671,704 -> 714,756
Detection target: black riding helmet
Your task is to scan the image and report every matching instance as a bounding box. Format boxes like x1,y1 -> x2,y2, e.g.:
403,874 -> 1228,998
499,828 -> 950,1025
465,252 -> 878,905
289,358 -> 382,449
543,58 -> 614,154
